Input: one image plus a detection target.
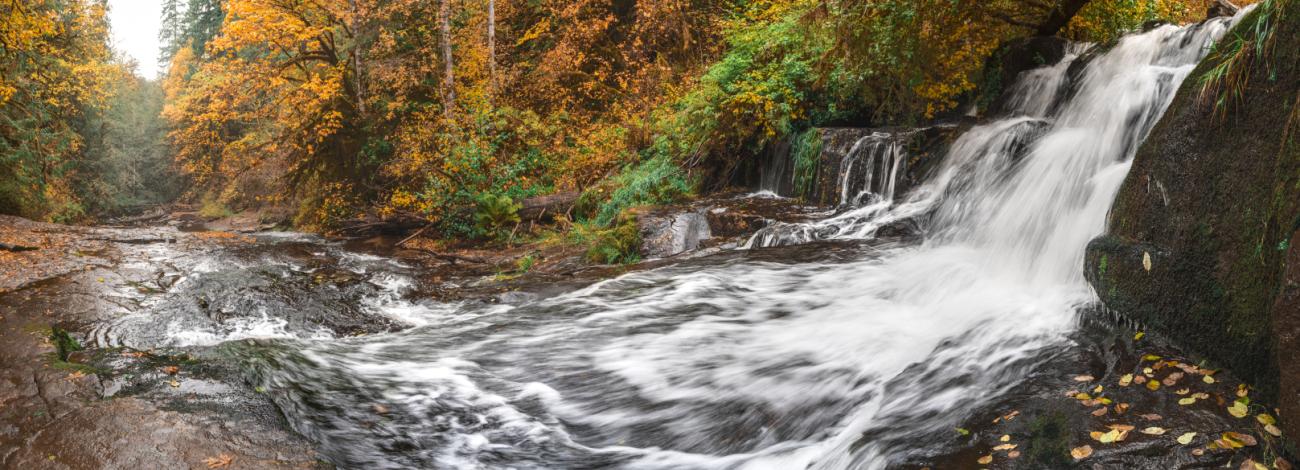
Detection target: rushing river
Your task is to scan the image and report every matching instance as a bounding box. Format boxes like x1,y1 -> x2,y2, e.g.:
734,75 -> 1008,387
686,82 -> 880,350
88,14 -> 1242,470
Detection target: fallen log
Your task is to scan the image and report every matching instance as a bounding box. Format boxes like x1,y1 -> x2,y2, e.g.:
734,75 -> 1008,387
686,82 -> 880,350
0,242 -> 37,252
519,192 -> 580,222
404,246 -> 489,265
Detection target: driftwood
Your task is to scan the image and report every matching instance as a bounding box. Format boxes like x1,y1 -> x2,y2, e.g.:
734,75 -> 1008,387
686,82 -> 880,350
0,242 -> 37,252
404,246 -> 489,265
337,213 -> 429,237
88,237 -> 175,245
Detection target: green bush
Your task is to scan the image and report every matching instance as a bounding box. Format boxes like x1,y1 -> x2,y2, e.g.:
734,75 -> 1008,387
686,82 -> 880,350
474,193 -> 522,241
593,155 -> 694,226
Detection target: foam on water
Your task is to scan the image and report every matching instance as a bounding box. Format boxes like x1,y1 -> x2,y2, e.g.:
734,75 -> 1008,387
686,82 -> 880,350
209,15 -> 1243,470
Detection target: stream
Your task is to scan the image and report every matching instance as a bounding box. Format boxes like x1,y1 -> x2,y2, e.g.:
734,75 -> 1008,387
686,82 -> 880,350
4,12 -> 1265,470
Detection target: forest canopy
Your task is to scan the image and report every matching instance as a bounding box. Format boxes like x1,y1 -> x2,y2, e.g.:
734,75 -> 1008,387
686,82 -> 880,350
1,0 -> 1239,236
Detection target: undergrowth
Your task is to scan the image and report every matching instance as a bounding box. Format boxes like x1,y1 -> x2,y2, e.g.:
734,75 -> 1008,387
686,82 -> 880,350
1198,0 -> 1285,121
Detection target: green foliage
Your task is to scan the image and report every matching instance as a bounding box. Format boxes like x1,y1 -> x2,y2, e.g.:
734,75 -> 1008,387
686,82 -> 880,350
49,326 -> 82,362
474,193 -> 522,241
1199,0 -> 1285,120
574,217 -> 642,265
516,253 -> 538,273
199,195 -> 234,219
593,154 -> 694,226
791,128 -> 823,198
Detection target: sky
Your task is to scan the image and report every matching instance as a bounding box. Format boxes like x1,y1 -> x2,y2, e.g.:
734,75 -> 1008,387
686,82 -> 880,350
107,0 -> 165,79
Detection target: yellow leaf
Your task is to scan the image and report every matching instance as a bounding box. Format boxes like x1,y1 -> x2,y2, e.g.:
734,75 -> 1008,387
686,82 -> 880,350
1203,375 -> 1215,384
977,455 -> 992,465
1119,374 -> 1133,386
1143,252 -> 1152,271
1134,332 -> 1145,341
1229,400 -> 1249,418
1177,432 -> 1197,445
1265,424 -> 1282,437
1178,397 -> 1196,405
1140,427 -> 1166,435
1146,380 -> 1160,391
1257,414 -> 1276,425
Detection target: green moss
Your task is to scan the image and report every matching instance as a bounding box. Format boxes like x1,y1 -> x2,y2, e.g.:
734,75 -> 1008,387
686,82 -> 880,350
49,326 -> 81,362
791,128 -> 822,199
570,216 -> 642,265
1025,412 -> 1071,468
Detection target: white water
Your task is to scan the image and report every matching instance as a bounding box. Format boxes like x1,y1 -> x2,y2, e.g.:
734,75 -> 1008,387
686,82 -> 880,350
199,16 -> 1242,470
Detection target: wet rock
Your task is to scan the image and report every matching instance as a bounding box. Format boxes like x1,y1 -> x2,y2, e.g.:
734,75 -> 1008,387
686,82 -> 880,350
1085,1 -> 1300,443
638,210 -> 712,259
1207,0 -> 1239,19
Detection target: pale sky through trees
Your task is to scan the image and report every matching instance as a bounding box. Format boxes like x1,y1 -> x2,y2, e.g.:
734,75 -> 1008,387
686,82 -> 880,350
108,0 -> 164,79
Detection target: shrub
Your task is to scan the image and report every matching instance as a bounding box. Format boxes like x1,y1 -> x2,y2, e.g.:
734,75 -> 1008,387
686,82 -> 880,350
593,155 -> 694,226
571,217 -> 642,265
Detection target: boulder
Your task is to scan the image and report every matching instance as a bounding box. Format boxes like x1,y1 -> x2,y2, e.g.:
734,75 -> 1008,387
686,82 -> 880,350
638,210 -> 712,259
1084,0 -> 1300,441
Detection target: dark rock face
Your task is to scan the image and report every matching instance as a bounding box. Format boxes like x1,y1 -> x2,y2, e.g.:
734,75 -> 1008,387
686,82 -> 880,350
1208,0 -> 1240,19
758,125 -> 961,207
982,36 -> 1071,117
1084,2 -> 1300,439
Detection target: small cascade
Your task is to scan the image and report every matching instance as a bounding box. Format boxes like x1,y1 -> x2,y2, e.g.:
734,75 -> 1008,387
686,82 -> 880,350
831,131 -> 909,208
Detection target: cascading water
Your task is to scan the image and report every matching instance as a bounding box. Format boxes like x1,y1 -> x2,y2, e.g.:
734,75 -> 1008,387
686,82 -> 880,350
200,16 -> 1241,470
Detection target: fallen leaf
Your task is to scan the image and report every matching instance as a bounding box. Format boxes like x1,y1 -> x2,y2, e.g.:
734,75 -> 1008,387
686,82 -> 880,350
1177,432 -> 1197,445
1071,445 -> 1093,460
1257,414 -> 1276,425
162,366 -> 179,375
1203,375 -> 1216,384
956,428 -> 971,436
1140,413 -> 1163,421
1229,400 -> 1249,418
1240,459 -> 1268,470
1119,374 -> 1133,386
1143,354 -> 1161,362
1115,403 -> 1130,414
1074,375 -> 1095,382
1140,427 -> 1166,435
168,380 -> 180,388
1008,450 -> 1021,459
1092,407 -> 1108,417
1143,252 -> 1152,271
1134,331 -> 1145,341
1178,397 -> 1197,406
1093,384 -> 1104,394
1191,448 -> 1205,456
1146,380 -> 1161,391
1223,432 -> 1257,447
1193,392 -> 1210,400
1000,434 -> 1010,442
1275,458 -> 1294,470
1175,388 -> 1190,395
993,443 -> 1017,451
1162,372 -> 1184,386
1134,375 -> 1147,384
977,455 -> 993,465
1265,424 -> 1282,437
204,454 -> 233,468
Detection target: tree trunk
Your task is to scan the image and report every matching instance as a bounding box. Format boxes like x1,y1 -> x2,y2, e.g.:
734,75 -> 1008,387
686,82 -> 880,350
440,0 -> 456,116
1036,0 -> 1092,36
487,0 -> 496,97
348,0 -> 366,116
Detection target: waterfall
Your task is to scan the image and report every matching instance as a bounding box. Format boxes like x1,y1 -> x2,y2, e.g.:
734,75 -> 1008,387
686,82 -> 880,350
229,14 -> 1246,470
